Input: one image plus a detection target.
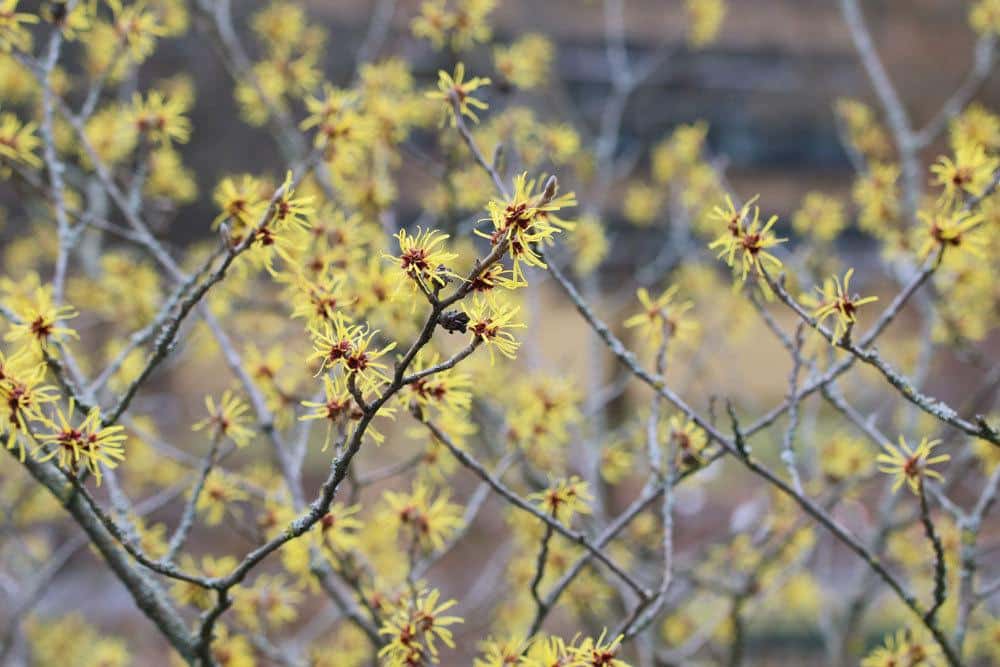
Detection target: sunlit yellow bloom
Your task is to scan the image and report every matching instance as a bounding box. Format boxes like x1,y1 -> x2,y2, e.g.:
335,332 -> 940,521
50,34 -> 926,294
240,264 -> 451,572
929,144 -> 999,203
622,182 -> 664,227
917,205 -> 985,259
128,91 -> 191,146
877,436 -> 950,494
299,374 -> 358,451
664,414 -> 708,470
0,0 -> 37,52
708,195 -> 786,286
387,227 -> 458,290
792,192 -> 847,242
970,0 -> 1000,37
861,628 -> 942,667
462,297 -> 526,363
35,400 -> 127,486
522,636 -> 573,667
811,269 -> 878,340
213,173 -> 269,231
686,0 -> 726,48
474,635 -> 532,667
479,171 -> 576,286
569,629 -> 628,667
530,475 -> 592,523
191,390 -> 256,447
567,215 -> 609,275
0,110 -> 41,168
852,163 -> 901,235
195,471 -> 249,525
3,287 -> 78,348
427,62 -> 491,125
378,587 -> 463,663
836,98 -> 892,160
107,0 -> 167,63
411,0 -> 453,49
232,574 -> 302,632
623,285 -> 699,349
493,34 -> 553,90
383,481 -> 464,552
0,347 -> 57,461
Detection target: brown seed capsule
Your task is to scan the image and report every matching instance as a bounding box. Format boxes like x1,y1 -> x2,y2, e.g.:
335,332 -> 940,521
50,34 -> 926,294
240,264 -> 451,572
438,310 -> 470,334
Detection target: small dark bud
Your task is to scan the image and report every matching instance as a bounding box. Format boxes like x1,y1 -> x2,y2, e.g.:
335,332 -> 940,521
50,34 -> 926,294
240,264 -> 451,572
491,143 -> 504,172
438,310 -> 469,334
219,220 -> 234,249
541,175 -> 558,203
434,265 -> 453,285
47,1 -> 68,24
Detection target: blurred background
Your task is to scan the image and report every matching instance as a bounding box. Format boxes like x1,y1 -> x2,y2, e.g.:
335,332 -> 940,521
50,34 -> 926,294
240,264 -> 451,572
139,0 -> 1000,241
1,1 -> 998,665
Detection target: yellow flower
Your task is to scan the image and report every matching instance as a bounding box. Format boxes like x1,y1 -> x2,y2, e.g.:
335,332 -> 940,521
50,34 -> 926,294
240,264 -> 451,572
852,163 -> 901,235
0,347 -> 57,461
403,351 -> 472,416
387,227 -> 458,290
569,629 -> 629,667
270,170 -> 315,232
213,173 -> 269,231
411,0 -> 454,49
195,471 -> 249,525
970,0 -> 1000,37
462,296 -> 526,363
107,0 -> 167,63
929,144 -> 999,203
128,91 -> 191,146
567,215 -> 609,275
686,0 -> 726,48
950,103 -> 1000,151
35,401 -> 126,486
299,374 -> 357,451
309,316 -> 360,374
877,436 -> 950,494
0,0 -> 38,53
493,34 -> 553,90
861,629 -> 942,667
530,475 -> 592,523
916,205 -> 985,259
623,285 -> 699,349
522,636 -> 573,667
300,84 -> 360,148
343,327 -> 397,391
383,481 -> 464,552
191,390 -> 256,447
232,574 -> 302,632
0,110 -> 41,168
475,635 -> 532,667
3,286 -> 78,348
652,121 -> 709,183
479,171 -> 576,286
427,62 -> 491,125
145,146 -> 197,203
708,195 -> 786,286
622,182 -> 664,227
792,192 -> 847,242
811,268 -> 878,340
316,502 -> 363,553
836,98 -> 892,160
820,433 -> 874,481
378,587 -> 463,662
81,105 -> 138,166
665,414 -> 708,470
